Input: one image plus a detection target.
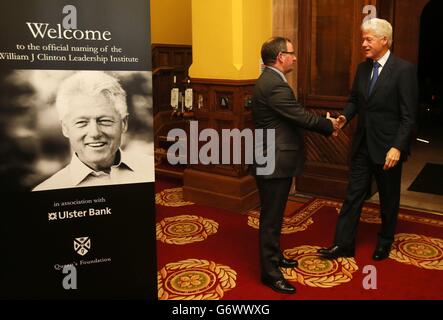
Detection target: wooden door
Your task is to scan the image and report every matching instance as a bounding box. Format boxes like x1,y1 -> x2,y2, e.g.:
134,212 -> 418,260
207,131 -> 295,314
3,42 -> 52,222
296,0 -> 376,198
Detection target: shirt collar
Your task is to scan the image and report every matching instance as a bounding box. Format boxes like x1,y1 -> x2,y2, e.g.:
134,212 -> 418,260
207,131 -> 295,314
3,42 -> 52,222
375,50 -> 390,68
68,149 -> 135,186
266,66 -> 287,82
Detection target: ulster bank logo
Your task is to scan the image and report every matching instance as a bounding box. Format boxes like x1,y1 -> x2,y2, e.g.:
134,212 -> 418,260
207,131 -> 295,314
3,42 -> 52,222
74,237 -> 91,256
48,212 -> 57,221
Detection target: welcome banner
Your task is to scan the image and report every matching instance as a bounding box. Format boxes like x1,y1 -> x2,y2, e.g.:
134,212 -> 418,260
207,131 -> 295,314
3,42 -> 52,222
0,0 -> 156,299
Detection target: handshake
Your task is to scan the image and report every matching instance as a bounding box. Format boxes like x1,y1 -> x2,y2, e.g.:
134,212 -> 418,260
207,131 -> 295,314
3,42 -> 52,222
326,112 -> 346,137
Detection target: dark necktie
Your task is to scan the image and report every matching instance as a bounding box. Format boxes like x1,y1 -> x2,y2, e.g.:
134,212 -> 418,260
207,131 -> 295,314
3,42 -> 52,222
368,61 -> 381,95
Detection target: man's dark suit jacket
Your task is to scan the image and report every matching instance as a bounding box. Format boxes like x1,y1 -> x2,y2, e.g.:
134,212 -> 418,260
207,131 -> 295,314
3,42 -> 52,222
251,67 -> 333,179
344,54 -> 417,163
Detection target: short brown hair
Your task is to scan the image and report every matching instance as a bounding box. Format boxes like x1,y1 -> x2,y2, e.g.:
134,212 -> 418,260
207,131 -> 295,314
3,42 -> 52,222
261,37 -> 291,65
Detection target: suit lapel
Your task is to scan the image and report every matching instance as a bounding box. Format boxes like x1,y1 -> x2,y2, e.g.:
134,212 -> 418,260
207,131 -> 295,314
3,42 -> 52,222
362,60 -> 372,101
368,54 -> 395,99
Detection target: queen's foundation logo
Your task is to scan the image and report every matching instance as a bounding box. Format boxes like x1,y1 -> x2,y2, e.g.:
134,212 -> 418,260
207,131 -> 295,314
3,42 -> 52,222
74,236 -> 91,256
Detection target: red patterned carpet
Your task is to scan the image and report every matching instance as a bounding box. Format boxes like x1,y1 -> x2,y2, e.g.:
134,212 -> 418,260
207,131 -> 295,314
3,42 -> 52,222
155,180 -> 443,300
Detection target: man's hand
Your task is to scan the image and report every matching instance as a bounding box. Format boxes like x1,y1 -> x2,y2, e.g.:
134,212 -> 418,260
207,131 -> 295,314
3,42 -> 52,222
326,112 -> 339,130
336,115 -> 347,129
384,147 -> 401,170
326,113 -> 347,137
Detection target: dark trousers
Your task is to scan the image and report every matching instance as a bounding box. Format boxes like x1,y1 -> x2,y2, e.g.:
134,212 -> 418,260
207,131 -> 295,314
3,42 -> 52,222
333,141 -> 403,248
255,177 -> 292,280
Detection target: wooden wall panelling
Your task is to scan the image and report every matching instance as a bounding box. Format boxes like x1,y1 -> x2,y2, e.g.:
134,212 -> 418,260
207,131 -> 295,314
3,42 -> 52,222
296,0 -> 374,198
152,44 -> 192,180
273,0 -> 298,92
187,79 -> 253,178
183,79 -> 259,212
392,0 -> 429,65
152,44 -> 192,113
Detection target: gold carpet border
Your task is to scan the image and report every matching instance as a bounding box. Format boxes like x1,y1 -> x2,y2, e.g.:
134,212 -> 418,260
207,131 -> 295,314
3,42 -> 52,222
158,259 -> 237,300
246,199 -> 343,233
157,215 -> 219,245
248,199 -> 443,234
396,213 -> 443,228
247,211 -> 313,234
282,245 -> 358,288
390,233 -> 443,270
156,187 -> 194,207
331,200 -> 443,228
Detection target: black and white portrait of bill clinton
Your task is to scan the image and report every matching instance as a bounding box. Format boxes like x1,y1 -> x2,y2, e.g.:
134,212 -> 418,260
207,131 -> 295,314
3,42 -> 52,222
33,71 -> 154,191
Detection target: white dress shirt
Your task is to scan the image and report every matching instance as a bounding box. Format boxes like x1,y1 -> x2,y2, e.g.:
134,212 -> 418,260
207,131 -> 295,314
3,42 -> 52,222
33,149 -> 155,191
371,50 -> 390,79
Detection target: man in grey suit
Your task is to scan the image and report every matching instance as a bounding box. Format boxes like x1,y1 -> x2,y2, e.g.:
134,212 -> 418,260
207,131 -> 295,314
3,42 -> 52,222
319,18 -> 417,261
251,37 -> 336,294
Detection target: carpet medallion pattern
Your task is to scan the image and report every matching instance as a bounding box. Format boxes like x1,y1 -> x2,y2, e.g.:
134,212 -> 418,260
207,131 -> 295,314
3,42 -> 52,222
156,187 -> 194,207
156,181 -> 443,299
158,259 -> 237,300
390,233 -> 443,270
282,245 -> 358,288
157,215 -> 219,245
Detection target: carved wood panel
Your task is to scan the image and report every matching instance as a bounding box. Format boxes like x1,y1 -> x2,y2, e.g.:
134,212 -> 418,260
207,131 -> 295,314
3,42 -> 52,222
152,44 -> 192,114
188,79 -> 255,177
296,0 -> 375,198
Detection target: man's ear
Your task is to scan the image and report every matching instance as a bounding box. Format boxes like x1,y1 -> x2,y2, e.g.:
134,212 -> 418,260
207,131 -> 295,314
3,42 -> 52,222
122,115 -> 129,133
61,121 -> 69,138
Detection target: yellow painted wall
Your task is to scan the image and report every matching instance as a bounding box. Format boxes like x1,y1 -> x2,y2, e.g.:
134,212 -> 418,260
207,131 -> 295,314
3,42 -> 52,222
150,0 -> 192,45
242,0 -> 273,78
189,0 -> 272,80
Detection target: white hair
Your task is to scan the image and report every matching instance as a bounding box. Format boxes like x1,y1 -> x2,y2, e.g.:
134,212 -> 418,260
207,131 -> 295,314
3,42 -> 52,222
361,18 -> 393,48
55,71 -> 128,120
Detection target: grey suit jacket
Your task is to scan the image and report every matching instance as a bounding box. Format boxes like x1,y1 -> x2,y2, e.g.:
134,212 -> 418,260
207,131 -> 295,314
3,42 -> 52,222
251,67 -> 333,179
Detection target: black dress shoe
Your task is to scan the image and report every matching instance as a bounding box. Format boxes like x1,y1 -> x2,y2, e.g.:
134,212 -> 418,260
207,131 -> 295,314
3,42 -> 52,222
372,245 -> 391,261
318,245 -> 355,259
279,258 -> 298,268
261,277 -> 296,294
